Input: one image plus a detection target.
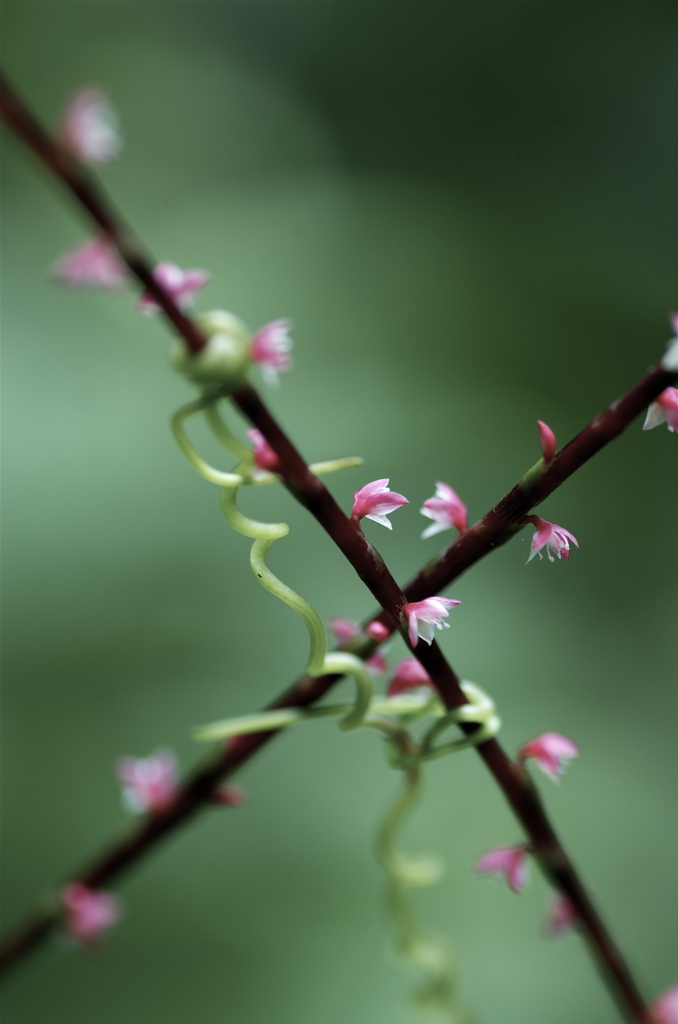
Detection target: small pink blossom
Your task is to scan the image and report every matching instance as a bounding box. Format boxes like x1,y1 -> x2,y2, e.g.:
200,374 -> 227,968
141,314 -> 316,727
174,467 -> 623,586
420,482 -> 468,539
518,732 -> 579,782
211,784 -> 248,807
526,516 -> 578,564
543,894 -> 577,937
247,428 -> 280,471
643,387 -> 678,433
116,749 -> 178,814
329,618 -> 361,643
538,420 -> 557,461
249,319 -> 293,386
52,237 -> 128,291
366,620 -> 390,642
476,845 -> 530,894
138,262 -> 211,314
366,649 -> 389,675
402,596 -> 461,648
649,986 -> 678,1024
62,884 -> 120,945
351,479 -> 409,530
59,86 -> 121,165
387,657 -> 433,697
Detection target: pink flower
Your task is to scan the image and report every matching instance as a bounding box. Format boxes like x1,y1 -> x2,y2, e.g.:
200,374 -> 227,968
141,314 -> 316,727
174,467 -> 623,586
351,479 -> 409,530
247,428 -> 280,471
643,387 -> 678,433
62,884 -> 120,945
138,262 -> 211,314
211,784 -> 248,807
52,237 -> 128,291
249,319 -> 293,386
650,986 -> 678,1024
59,86 -> 121,165
329,618 -> 360,643
476,845 -> 530,894
420,482 -> 468,539
402,596 -> 461,648
543,894 -> 577,937
366,649 -> 389,675
116,749 -> 178,814
525,516 -> 578,564
366,620 -> 390,642
387,657 -> 433,697
538,420 -> 557,461
518,732 -> 579,782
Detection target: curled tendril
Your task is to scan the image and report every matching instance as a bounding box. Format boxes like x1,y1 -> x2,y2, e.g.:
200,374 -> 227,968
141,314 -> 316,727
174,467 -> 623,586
172,394 -> 497,1022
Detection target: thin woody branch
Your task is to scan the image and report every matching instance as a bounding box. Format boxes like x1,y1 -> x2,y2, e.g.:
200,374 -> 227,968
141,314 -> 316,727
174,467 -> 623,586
1,72 -> 671,1023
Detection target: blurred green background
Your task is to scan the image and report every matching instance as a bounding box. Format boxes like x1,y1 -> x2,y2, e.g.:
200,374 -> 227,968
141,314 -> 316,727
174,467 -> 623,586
1,3 -> 677,1022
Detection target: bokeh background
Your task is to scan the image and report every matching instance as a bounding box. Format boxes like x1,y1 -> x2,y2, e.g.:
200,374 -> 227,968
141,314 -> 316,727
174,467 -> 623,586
2,3 -> 677,1023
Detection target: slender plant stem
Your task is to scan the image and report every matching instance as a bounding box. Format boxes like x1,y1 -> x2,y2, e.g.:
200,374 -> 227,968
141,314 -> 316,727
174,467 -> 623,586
1,72 -> 669,1023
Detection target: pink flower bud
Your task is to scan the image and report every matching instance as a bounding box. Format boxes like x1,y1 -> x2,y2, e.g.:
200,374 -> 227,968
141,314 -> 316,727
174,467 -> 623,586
351,479 -> 409,530
643,387 -> 678,433
249,319 -> 293,386
476,844 -> 530,894
138,262 -> 211,315
211,784 -> 248,807
366,649 -> 389,675
366,620 -> 390,642
59,86 -> 121,165
402,596 -> 461,648
518,731 -> 579,781
387,657 -> 433,697
649,986 -> 678,1024
543,894 -> 577,937
62,884 -> 120,945
52,237 -> 128,291
246,428 -> 280,471
525,516 -> 578,564
420,482 -> 468,539
116,750 -> 178,814
537,420 -> 557,461
328,618 -> 360,644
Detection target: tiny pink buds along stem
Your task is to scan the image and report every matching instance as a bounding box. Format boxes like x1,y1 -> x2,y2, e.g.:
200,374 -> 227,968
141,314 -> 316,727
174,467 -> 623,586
247,428 -> 280,471
401,597 -> 461,647
351,478 -> 409,530
138,262 -> 211,315
525,515 -> 579,564
58,86 -> 121,165
642,386 -> 678,433
52,237 -> 129,290
518,732 -> 579,782
61,884 -> 120,946
116,750 -> 178,814
420,482 -> 468,538
538,420 -> 557,461
366,620 -> 390,642
386,657 -> 434,697
476,844 -> 531,893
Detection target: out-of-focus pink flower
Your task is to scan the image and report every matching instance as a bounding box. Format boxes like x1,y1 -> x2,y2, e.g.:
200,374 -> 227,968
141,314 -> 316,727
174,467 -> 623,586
476,845 -> 530,894
543,894 -> 577,937
116,750 -> 178,814
329,618 -> 360,643
247,428 -> 280,472
643,387 -> 678,433
402,596 -> 461,648
387,657 -> 433,697
538,420 -> 557,461
211,784 -> 248,807
52,237 -> 128,291
138,262 -> 211,314
62,884 -> 120,945
366,649 -> 389,675
249,319 -> 293,386
525,516 -> 578,564
366,620 -> 390,642
59,86 -> 121,165
351,479 -> 409,530
649,986 -> 678,1024
420,482 -> 468,539
518,732 -> 579,782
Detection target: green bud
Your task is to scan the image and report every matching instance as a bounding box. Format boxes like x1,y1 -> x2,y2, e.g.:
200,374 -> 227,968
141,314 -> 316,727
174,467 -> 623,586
171,310 -> 251,391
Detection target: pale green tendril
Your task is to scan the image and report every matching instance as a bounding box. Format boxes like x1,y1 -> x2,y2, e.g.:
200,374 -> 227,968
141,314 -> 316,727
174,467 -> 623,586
172,392 -> 497,1022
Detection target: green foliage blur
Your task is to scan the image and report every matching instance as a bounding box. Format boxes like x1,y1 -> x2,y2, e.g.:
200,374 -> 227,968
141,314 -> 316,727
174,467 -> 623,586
1,4 -> 676,1023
